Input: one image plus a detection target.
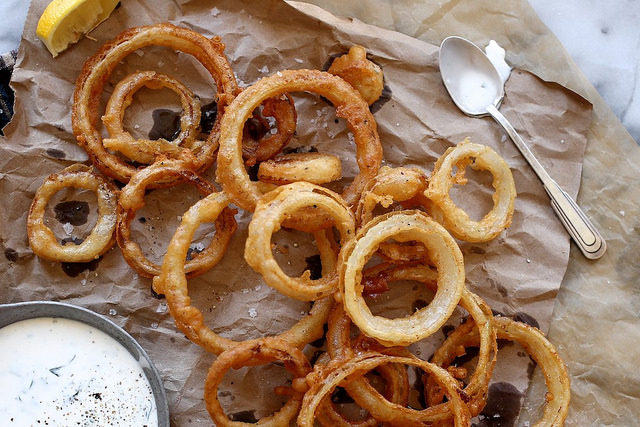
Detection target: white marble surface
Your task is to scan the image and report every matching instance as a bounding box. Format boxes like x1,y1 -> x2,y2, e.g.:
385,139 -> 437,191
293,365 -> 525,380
0,0 -> 28,55
0,0 -> 638,144
528,0 -> 640,143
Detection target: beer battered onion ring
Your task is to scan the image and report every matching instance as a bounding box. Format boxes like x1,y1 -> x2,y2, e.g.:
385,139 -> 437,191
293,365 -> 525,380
204,338 -> 312,427
298,351 -> 471,427
424,139 -> 516,242
242,94 -> 297,167
155,188 -> 333,355
117,157 -> 237,278
429,316 -> 569,426
245,182 -> 355,301
27,164 -> 118,263
257,152 -> 343,185
493,316 -> 571,426
101,70 -> 202,164
338,210 -> 465,347
217,69 -> 383,212
72,23 -> 240,183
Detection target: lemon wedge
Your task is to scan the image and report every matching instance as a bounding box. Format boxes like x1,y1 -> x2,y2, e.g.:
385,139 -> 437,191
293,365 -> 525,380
36,0 -> 120,57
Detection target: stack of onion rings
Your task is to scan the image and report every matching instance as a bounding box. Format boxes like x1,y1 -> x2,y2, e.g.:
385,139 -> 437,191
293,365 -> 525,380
72,23 -> 241,183
216,68 -> 383,212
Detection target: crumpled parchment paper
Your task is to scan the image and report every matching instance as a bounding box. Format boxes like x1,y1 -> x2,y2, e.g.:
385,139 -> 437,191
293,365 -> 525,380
1,0 -> 638,425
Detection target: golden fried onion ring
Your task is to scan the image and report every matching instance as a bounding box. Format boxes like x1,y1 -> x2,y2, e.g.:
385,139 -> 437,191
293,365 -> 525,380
424,139 -> 516,242
492,316 -> 571,426
242,94 -> 297,167
217,68 -> 383,212
116,157 -> 235,278
155,187 -> 333,355
327,45 -> 384,106
257,152 -> 343,185
245,182 -> 355,301
101,70 -> 202,164
27,164 -> 118,263
204,338 -> 311,427
338,210 -> 464,346
298,351 -> 471,427
426,315 -> 569,426
72,23 -> 239,183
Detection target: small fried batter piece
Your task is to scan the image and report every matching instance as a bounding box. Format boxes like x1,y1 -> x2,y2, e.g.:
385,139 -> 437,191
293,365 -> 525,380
328,45 -> 384,105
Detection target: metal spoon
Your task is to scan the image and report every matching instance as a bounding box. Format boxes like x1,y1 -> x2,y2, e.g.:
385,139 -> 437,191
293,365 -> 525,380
438,36 -> 606,259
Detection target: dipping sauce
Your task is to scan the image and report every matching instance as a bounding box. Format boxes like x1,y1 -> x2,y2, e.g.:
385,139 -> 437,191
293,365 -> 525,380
0,317 -> 158,426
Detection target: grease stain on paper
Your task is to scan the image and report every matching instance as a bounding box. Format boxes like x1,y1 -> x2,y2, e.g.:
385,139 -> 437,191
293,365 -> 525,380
149,109 -> 181,141
54,200 -> 89,226
474,382 -> 523,427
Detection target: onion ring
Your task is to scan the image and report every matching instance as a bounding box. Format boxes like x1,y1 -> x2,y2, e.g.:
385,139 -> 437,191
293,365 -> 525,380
424,139 -> 516,242
242,94 -> 297,167
116,156 -> 235,278
204,337 -> 311,427
27,164 -> 118,263
101,70 -> 202,164
245,182 -> 356,301
338,210 -> 465,347
298,351 -> 471,427
72,23 -> 240,183
155,189 -> 334,355
366,263 -> 496,420
216,68 -> 383,212
257,152 -> 343,185
491,316 -> 571,426
315,359 -> 409,427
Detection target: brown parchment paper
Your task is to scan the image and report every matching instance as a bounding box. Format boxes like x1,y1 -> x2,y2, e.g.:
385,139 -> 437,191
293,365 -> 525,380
293,2 -> 640,425
1,0 -> 638,425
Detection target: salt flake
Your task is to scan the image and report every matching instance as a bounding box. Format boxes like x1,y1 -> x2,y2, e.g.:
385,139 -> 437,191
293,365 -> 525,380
62,222 -> 74,235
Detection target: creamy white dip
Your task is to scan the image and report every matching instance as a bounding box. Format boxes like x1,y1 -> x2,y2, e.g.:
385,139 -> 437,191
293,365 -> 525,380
0,317 -> 158,426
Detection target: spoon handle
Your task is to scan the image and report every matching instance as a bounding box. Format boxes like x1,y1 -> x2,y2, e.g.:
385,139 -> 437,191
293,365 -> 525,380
486,104 -> 606,259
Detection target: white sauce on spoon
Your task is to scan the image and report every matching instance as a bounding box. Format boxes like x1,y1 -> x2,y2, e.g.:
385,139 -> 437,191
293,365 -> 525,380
0,317 -> 158,426
485,40 -> 512,85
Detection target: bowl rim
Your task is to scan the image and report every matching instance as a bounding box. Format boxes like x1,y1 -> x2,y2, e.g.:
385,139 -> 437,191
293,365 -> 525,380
0,300 -> 170,427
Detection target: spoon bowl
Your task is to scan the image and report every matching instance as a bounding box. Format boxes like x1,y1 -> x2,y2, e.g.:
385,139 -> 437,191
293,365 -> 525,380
439,36 -> 504,116
438,36 -> 606,259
